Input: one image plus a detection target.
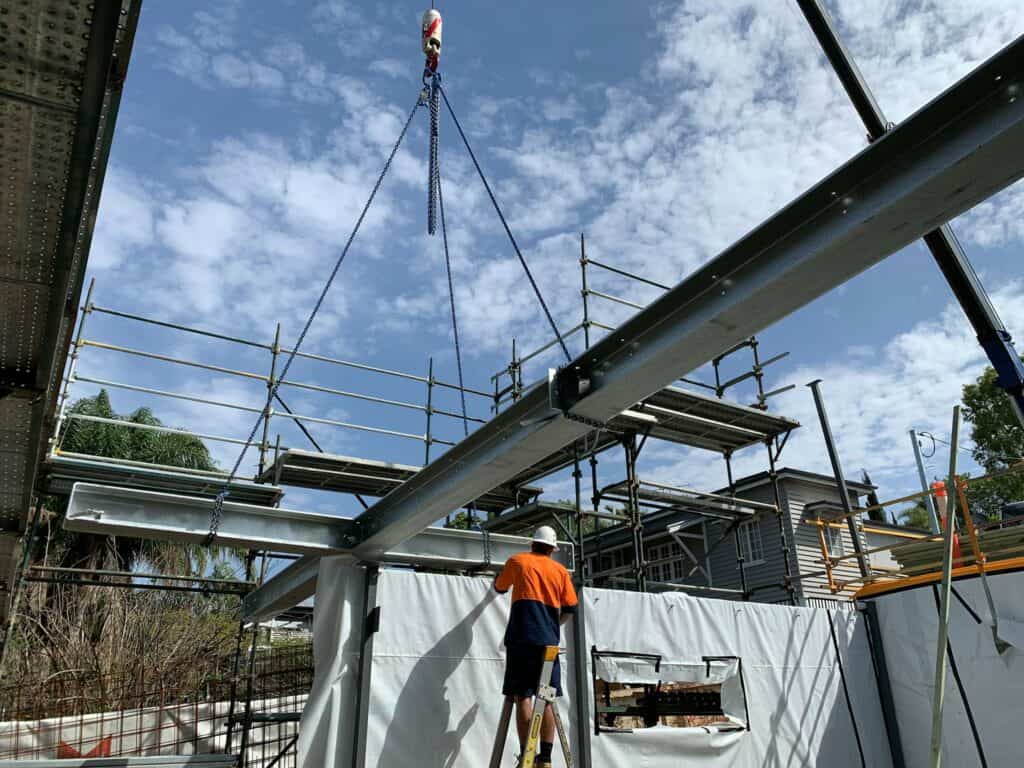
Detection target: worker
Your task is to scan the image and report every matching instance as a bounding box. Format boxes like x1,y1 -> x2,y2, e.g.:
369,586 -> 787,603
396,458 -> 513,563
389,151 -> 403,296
494,525 -> 578,768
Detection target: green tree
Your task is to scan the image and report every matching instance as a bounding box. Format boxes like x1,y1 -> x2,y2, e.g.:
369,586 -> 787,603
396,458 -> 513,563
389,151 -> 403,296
50,389 -> 222,573
896,501 -> 933,531
4,391 -> 247,689
961,364 -> 1024,518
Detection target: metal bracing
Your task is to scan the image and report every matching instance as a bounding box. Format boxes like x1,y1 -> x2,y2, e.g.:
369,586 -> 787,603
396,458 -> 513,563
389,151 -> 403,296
346,35 -> 1024,561
601,479 -> 777,522
796,0 -> 1024,427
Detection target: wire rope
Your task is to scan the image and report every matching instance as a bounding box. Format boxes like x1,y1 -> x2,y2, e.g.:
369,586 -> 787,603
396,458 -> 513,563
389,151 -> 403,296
438,83 -> 572,363
202,95 -> 422,545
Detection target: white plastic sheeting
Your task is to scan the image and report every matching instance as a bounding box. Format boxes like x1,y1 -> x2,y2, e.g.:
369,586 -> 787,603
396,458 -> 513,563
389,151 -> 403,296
584,588 -> 891,767
867,568 -> 1024,767
298,556 -> 366,768
300,559 -> 894,767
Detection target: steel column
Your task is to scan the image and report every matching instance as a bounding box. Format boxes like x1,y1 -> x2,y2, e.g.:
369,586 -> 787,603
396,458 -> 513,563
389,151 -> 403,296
796,0 -> 1024,427
580,234 -> 591,350
862,600 -> 908,768
808,380 -> 870,578
259,324 -> 281,477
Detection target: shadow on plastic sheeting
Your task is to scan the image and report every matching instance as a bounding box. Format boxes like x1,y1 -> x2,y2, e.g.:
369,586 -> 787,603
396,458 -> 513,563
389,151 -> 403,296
380,589 -> 497,767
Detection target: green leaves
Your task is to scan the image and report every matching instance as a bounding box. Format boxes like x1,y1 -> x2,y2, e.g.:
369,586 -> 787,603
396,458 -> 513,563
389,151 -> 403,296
962,361 -> 1024,519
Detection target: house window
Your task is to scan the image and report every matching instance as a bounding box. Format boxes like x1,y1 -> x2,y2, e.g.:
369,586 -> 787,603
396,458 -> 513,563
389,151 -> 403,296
646,541 -> 683,584
825,524 -> 844,558
591,649 -> 748,734
737,521 -> 764,566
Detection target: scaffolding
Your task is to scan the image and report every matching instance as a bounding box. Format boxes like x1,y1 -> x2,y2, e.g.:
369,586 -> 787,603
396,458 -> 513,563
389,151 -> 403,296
482,245 -> 801,604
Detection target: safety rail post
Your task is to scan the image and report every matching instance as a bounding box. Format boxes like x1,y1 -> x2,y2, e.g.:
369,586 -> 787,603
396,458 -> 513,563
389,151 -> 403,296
580,233 -> 591,350
929,406 -> 961,768
51,277 -> 96,450
767,436 -> 797,604
424,357 -> 435,466
589,452 -> 603,585
238,553 -> 270,766
751,337 -> 766,410
225,550 -> 257,755
259,324 -> 281,478
573,444 -> 585,575
623,433 -> 646,592
511,338 -> 522,402
725,452 -> 749,600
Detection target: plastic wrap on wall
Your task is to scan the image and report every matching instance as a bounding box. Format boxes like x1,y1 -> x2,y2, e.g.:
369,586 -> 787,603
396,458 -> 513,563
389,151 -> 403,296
301,566 -> 894,767
867,569 -> 1024,767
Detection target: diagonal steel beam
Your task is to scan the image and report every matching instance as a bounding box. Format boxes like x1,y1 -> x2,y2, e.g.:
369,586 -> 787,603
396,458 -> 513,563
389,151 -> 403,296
348,36 -> 1024,559
795,0 -> 1024,428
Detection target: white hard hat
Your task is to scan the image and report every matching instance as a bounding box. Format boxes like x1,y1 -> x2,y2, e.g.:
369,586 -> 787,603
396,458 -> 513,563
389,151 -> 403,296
532,525 -> 559,550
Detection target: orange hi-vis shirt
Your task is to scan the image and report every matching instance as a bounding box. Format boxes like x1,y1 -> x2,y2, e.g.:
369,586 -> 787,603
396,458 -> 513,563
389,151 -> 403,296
494,552 -> 578,647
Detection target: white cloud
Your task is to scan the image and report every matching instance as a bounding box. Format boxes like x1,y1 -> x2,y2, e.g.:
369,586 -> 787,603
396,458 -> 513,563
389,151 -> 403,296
541,96 -> 582,122
91,168 -> 156,270
378,0 -> 1024,367
645,281 -> 1024,497
369,58 -> 408,79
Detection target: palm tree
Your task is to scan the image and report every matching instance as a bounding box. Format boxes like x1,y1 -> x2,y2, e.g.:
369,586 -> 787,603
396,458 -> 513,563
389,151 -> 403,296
50,389 -> 223,574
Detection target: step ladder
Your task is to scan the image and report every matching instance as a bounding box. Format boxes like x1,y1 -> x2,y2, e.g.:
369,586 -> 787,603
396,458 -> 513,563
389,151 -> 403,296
488,645 -> 574,768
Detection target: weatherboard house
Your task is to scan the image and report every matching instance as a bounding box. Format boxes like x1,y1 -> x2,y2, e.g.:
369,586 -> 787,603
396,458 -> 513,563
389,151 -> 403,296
582,467 -> 909,605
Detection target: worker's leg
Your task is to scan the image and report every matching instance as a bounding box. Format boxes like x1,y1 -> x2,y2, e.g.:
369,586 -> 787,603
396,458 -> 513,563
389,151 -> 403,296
515,696 -> 532,748
540,702 -> 555,742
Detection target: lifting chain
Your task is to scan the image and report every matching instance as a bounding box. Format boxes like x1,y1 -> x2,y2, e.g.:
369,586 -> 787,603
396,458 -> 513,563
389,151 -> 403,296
427,72 -> 441,235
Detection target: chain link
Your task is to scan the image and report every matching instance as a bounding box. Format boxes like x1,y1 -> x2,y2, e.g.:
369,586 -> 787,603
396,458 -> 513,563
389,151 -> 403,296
427,73 -> 441,235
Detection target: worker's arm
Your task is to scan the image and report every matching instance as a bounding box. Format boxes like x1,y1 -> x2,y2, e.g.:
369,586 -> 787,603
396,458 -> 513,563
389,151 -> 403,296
494,558 -> 515,594
559,570 -> 579,625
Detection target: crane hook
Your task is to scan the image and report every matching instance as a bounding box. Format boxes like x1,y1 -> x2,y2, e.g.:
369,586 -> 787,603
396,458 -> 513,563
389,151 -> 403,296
422,9 -> 442,73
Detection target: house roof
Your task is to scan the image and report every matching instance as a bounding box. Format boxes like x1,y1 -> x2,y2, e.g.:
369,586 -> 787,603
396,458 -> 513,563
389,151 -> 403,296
718,467 -> 874,496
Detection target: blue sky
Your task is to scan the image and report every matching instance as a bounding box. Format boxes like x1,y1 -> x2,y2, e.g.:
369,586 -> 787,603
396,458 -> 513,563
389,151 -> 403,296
79,0 -> 1024,524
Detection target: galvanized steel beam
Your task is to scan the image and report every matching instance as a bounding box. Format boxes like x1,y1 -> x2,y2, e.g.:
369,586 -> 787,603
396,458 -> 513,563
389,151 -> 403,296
63,484 -> 572,621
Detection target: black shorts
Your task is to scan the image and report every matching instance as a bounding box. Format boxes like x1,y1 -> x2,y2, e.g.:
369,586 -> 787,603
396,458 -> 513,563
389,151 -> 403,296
503,644 -> 563,698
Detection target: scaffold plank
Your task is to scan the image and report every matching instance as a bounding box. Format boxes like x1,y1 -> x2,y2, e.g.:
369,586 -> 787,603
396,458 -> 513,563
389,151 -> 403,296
259,449 -> 541,513
43,452 -> 284,507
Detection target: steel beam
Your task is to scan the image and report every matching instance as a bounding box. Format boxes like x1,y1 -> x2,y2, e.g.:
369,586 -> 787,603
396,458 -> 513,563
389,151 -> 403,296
63,484 -> 573,620
348,36 -> 1024,559
66,484 -> 354,554
243,555 -> 324,622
